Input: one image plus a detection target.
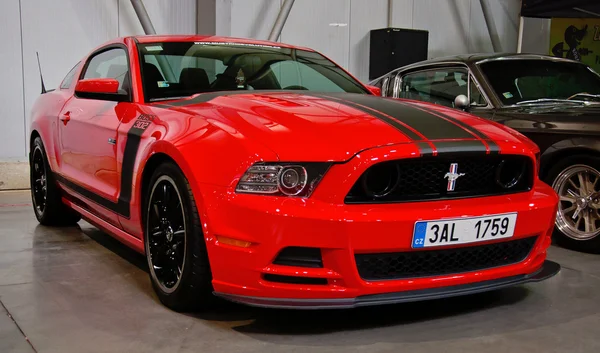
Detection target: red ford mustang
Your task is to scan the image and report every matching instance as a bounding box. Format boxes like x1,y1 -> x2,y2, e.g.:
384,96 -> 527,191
29,35 -> 560,311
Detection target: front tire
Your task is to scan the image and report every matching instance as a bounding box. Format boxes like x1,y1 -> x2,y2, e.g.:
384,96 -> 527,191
30,137 -> 80,226
546,155 -> 600,253
144,162 -> 214,311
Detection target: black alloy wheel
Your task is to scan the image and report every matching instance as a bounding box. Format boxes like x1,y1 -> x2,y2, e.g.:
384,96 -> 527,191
147,176 -> 187,293
31,145 -> 48,217
144,162 -> 214,311
29,137 -> 80,226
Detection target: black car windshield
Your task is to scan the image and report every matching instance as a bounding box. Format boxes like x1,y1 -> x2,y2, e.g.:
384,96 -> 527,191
479,59 -> 600,106
138,41 -> 368,101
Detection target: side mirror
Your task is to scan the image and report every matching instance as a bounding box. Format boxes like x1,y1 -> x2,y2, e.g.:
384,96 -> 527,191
365,84 -> 382,96
75,78 -> 128,102
454,94 -> 470,110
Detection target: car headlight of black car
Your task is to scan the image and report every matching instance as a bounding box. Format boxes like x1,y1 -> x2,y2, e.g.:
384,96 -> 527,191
236,163 -> 331,197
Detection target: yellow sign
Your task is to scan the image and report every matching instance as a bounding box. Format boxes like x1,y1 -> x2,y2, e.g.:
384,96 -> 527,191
550,18 -> 600,71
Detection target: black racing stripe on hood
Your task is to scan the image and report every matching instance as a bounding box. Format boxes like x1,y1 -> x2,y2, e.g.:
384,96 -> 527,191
433,140 -> 488,155
401,101 -> 500,154
156,91 -> 435,155
416,142 -> 435,157
305,93 -> 444,156
318,93 -> 475,140
155,91 -> 495,156
309,94 -> 424,141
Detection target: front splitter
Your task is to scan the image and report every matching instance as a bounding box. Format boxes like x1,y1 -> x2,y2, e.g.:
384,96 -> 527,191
213,260 -> 561,310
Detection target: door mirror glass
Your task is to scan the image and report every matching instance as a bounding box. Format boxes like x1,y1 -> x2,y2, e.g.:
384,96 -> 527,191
454,94 -> 470,109
365,84 -> 382,96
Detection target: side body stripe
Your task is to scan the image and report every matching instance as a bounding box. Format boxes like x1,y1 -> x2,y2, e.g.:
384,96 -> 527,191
55,114 -> 154,219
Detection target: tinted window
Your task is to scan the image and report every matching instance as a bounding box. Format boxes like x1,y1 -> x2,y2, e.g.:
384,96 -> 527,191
83,48 -> 129,91
60,62 -> 80,89
270,61 -> 344,92
137,42 -> 368,101
400,68 -> 486,107
479,60 -> 600,105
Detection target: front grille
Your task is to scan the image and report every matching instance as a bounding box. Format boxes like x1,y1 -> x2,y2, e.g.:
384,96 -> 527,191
355,236 -> 537,280
345,155 -> 533,203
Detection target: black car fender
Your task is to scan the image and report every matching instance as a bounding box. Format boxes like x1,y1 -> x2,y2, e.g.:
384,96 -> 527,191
540,137 -> 600,177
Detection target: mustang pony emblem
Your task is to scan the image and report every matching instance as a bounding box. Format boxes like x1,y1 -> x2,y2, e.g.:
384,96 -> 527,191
444,163 -> 465,191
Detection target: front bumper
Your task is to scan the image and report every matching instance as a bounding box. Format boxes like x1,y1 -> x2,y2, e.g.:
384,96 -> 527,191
198,131 -> 559,307
214,260 -> 560,309
199,175 -> 558,307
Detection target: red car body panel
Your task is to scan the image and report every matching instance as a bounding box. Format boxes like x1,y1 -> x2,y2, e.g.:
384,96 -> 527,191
29,35 -> 559,308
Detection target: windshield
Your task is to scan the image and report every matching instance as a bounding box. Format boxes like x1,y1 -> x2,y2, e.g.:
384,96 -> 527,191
137,41 -> 368,101
478,59 -> 600,105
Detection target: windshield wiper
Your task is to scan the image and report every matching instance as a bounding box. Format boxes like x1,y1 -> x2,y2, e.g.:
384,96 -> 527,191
515,98 -> 586,105
149,95 -> 192,102
567,93 -> 600,100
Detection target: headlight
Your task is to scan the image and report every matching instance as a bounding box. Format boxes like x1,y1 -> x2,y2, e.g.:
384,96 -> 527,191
236,163 -> 331,197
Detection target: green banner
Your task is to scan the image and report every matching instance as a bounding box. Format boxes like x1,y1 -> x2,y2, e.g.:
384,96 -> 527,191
550,18 -> 600,71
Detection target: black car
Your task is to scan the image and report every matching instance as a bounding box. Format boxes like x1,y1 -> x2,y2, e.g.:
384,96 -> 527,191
371,53 -> 600,252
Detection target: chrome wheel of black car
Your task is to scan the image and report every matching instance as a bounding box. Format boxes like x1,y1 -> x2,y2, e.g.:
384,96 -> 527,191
31,146 -> 48,216
553,164 -> 600,241
146,175 -> 187,294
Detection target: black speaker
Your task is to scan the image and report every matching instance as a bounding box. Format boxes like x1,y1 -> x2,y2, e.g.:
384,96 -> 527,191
369,27 -> 429,81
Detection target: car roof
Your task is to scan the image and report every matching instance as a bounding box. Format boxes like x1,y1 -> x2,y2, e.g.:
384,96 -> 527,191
402,52 -> 584,69
131,34 -> 314,51
370,53 -> 586,83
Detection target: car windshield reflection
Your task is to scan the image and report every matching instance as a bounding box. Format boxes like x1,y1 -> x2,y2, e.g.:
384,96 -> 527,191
478,59 -> 600,106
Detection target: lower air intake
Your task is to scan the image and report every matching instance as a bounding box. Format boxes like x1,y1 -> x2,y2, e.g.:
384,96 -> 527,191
355,236 -> 537,280
273,247 -> 323,268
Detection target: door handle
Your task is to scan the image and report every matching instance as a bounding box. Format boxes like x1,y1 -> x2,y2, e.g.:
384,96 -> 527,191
60,112 -> 71,125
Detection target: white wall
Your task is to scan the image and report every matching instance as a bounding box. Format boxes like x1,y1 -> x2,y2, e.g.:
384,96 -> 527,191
224,0 -> 521,82
0,0 -> 196,161
0,0 -> 26,160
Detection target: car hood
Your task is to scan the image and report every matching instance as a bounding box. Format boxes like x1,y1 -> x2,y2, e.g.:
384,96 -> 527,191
494,104 -> 600,133
157,91 -> 524,161
501,104 -> 600,116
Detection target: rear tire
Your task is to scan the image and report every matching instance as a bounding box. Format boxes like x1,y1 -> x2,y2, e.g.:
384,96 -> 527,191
144,162 -> 214,312
30,137 -> 81,226
545,154 -> 600,253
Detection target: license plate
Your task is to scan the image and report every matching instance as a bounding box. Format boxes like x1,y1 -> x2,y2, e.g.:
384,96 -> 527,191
412,213 -> 517,248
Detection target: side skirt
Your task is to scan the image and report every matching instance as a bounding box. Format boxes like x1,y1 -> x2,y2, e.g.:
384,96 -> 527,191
63,197 -> 145,254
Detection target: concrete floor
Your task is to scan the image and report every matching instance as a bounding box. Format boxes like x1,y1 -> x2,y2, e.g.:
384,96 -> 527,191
1,191 -> 600,353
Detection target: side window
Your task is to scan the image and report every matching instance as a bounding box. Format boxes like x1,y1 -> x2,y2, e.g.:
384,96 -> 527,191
470,78 -> 487,107
270,61 -> 344,92
83,48 -> 129,91
400,68 -> 487,108
60,62 -> 80,89
400,69 -> 467,107
141,54 -> 223,100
